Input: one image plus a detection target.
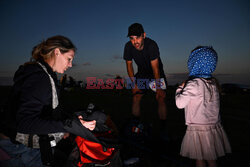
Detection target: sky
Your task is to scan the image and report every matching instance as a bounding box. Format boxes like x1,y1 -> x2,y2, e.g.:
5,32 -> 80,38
0,0 -> 250,85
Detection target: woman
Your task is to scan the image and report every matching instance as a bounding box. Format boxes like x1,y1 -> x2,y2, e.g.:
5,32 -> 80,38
0,35 -> 96,167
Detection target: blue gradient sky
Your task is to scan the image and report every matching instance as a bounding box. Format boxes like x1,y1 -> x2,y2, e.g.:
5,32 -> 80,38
0,0 -> 250,85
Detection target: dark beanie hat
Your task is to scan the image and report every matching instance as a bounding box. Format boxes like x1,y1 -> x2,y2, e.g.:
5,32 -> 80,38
127,23 -> 144,37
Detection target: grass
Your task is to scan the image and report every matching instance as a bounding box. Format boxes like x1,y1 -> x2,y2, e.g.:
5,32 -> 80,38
0,85 -> 249,167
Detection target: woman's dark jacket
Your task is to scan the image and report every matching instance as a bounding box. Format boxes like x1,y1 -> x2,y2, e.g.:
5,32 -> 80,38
1,61 -> 97,143
13,61 -> 66,134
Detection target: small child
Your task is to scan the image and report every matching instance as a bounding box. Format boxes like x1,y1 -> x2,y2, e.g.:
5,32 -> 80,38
175,46 -> 231,167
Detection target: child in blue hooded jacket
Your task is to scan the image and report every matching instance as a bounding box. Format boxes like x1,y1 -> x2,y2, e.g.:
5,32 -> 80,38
175,46 -> 231,167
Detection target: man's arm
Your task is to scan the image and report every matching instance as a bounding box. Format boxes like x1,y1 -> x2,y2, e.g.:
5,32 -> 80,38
126,60 -> 141,93
151,58 -> 161,87
151,58 -> 166,98
126,60 -> 135,82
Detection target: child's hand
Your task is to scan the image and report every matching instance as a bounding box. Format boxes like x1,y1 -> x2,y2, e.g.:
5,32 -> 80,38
180,82 -> 185,87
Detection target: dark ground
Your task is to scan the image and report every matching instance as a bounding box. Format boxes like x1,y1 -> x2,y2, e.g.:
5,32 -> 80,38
0,85 -> 249,167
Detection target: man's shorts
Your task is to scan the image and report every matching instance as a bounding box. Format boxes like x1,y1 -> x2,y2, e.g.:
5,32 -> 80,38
132,77 -> 167,95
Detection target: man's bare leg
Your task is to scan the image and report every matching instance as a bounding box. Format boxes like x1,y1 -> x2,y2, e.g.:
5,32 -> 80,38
132,94 -> 143,117
157,96 -> 167,120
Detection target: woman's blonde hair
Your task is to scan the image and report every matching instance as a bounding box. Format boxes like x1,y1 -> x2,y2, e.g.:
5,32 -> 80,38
31,35 -> 76,62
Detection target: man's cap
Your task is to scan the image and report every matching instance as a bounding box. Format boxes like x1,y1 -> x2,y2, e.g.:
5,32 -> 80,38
127,23 -> 144,37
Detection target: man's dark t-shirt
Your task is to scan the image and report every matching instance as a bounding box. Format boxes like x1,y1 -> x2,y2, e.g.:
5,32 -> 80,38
123,37 -> 165,79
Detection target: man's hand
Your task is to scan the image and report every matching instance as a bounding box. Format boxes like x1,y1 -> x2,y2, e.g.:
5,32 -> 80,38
132,84 -> 142,95
156,89 -> 166,100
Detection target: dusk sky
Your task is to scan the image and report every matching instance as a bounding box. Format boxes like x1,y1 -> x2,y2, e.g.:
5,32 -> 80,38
0,0 -> 250,85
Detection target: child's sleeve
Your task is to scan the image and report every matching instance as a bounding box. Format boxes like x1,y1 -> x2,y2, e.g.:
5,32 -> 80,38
175,80 -> 199,109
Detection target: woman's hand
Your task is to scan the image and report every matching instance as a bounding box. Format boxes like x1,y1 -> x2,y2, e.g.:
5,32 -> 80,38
78,115 -> 96,131
63,132 -> 70,139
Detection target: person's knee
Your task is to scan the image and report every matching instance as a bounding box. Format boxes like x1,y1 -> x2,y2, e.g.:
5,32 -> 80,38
157,96 -> 166,104
133,94 -> 142,103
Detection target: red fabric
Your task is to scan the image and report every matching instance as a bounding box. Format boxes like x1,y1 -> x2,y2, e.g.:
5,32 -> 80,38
75,136 -> 115,166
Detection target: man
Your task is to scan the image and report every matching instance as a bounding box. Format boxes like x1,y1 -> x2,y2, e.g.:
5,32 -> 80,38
123,23 -> 168,137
